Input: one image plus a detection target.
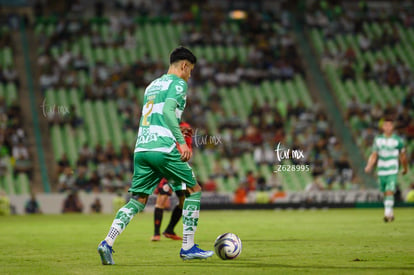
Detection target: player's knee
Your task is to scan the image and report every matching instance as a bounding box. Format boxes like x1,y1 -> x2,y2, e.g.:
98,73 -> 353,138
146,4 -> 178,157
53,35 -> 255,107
131,193 -> 149,205
187,183 -> 202,194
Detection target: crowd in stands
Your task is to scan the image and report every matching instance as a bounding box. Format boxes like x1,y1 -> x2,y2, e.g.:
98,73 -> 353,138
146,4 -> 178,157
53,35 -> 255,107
307,1 -> 414,192
56,140 -> 133,193
0,98 -> 33,178
32,1 -> 360,195
348,90 -> 414,162
181,9 -> 304,86
308,1 -> 414,87
0,22 -> 33,182
35,12 -> 304,96
249,100 -> 353,190
307,1 -> 414,140
0,24 -> 19,88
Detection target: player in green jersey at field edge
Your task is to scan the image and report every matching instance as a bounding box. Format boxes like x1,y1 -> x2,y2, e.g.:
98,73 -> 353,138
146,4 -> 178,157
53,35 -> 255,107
98,46 -> 214,265
365,117 -> 408,222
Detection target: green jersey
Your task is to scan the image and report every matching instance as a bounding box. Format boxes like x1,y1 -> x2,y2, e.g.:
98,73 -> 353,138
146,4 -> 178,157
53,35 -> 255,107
372,133 -> 404,176
135,74 -> 187,153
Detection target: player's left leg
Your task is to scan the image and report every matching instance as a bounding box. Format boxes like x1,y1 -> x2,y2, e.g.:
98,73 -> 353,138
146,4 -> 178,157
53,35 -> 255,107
384,190 -> 395,222
98,152 -> 161,265
383,175 -> 397,222
98,195 -> 147,265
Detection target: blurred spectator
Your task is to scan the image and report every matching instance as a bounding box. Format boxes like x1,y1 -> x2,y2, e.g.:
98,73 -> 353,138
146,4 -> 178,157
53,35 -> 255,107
341,61 -> 355,81
57,153 -> 70,174
72,53 -> 89,72
90,197 -> 102,213
12,142 -> 32,176
203,176 -> 217,192
25,192 -> 42,214
358,33 -> 371,52
402,90 -> 414,110
335,154 -> 353,189
88,171 -> 102,192
405,119 -> 414,141
68,105 -> 83,129
245,171 -> 256,191
0,153 -> 7,180
79,143 -> 94,161
74,168 -> 89,192
256,174 -> 268,191
396,108 -> 411,130
386,65 -> 401,86
233,183 -> 247,204
58,167 -> 76,192
346,96 -> 360,119
62,191 -> 83,213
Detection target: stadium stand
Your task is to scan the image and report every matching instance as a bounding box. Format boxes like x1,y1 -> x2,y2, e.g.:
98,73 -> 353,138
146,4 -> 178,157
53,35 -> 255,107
0,19 -> 32,195
4,0 -> 413,200
29,1 -> 357,196
306,0 -> 414,191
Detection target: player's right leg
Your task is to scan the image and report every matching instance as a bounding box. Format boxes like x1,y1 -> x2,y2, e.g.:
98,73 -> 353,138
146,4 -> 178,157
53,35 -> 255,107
381,175 -> 396,222
179,183 -> 214,260
157,149 -> 213,259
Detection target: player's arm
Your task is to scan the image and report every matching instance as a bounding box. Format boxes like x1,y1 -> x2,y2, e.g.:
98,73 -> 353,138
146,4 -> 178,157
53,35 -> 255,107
364,151 -> 378,173
163,99 -> 191,161
399,148 -> 408,175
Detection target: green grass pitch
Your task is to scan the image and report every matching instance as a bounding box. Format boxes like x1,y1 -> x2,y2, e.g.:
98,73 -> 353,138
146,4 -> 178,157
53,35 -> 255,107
1,208 -> 414,275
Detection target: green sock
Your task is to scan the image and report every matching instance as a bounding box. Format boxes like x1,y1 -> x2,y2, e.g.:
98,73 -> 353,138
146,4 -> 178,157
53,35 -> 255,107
105,199 -> 145,246
182,192 -> 201,250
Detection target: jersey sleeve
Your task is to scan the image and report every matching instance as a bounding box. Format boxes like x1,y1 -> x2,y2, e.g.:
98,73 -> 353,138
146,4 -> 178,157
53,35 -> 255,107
163,99 -> 185,144
163,79 -> 188,145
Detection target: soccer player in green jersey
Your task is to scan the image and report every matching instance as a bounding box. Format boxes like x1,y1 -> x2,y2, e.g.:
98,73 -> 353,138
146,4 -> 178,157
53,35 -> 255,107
365,118 -> 408,222
98,47 -> 213,265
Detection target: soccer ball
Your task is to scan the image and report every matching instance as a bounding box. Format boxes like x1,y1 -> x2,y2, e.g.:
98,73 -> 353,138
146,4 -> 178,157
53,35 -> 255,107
214,233 -> 242,260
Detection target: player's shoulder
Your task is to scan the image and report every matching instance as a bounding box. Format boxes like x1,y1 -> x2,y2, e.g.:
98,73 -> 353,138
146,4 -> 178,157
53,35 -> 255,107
171,78 -> 187,96
393,133 -> 403,139
172,78 -> 187,89
373,134 -> 383,141
393,134 -> 405,144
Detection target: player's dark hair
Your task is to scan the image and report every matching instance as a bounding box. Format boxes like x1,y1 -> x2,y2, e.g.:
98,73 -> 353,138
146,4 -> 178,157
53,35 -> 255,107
170,46 -> 197,65
383,115 -> 395,122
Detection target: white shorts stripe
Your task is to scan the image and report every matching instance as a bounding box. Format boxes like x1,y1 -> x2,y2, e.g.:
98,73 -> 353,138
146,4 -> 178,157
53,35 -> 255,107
134,143 -> 176,153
